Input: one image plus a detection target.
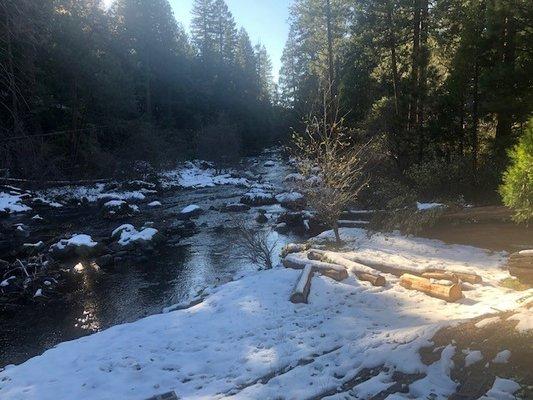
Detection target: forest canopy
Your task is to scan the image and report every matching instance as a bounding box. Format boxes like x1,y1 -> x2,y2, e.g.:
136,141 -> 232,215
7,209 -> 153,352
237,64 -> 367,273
0,0 -> 283,179
279,0 -> 532,203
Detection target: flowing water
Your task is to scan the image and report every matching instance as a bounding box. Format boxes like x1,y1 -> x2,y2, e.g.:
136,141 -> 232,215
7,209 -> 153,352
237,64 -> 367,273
0,150 -> 300,367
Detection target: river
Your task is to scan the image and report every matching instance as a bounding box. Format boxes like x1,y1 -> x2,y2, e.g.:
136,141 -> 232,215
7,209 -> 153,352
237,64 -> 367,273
0,149 -> 301,367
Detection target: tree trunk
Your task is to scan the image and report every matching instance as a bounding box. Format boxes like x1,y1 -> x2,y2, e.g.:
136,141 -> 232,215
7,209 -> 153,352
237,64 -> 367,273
408,0 -> 421,132
494,11 -> 516,159
333,222 -> 341,245
325,0 -> 335,94
472,59 -> 479,180
417,0 -> 429,160
386,2 -> 400,118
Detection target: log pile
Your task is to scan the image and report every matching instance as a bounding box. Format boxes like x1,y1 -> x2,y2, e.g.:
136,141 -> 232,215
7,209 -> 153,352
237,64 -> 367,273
508,250 -> 533,284
282,242 -> 483,304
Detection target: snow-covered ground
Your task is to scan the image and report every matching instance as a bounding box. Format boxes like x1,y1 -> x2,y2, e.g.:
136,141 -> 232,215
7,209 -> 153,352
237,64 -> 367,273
160,161 -> 249,189
1,228 -> 530,400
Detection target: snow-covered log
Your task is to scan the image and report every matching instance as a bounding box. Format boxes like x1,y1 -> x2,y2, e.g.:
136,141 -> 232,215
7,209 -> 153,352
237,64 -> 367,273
280,243 -> 310,258
290,264 -> 313,304
400,274 -> 463,302
282,253 -> 348,281
340,252 -> 482,284
307,250 -> 386,286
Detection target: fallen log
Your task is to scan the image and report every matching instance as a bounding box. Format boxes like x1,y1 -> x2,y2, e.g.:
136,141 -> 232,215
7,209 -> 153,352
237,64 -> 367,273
290,264 -> 313,304
281,243 -> 310,258
425,269 -> 481,284
283,253 -> 348,281
339,252 -> 482,284
308,250 -> 386,286
421,272 -> 459,283
400,274 -> 463,302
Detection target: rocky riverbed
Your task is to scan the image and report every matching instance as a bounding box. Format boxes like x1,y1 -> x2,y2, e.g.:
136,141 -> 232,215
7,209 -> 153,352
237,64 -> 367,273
0,148 -> 321,367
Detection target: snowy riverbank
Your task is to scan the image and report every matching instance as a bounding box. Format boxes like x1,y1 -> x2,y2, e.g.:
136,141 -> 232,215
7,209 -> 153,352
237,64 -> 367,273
1,228 -> 531,400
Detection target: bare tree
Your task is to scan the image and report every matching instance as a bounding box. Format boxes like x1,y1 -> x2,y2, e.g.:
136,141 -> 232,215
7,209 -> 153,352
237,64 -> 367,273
234,218 -> 277,270
291,92 -> 369,244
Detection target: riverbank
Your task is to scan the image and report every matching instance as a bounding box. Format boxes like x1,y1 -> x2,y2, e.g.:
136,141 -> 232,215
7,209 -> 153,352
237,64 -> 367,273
0,227 -> 531,399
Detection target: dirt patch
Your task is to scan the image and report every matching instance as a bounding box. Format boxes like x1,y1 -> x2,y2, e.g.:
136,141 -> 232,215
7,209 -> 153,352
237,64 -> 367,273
420,309 -> 533,399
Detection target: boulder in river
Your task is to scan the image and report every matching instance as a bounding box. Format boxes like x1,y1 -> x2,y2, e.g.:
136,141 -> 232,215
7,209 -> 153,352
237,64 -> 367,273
177,204 -> 203,220
101,200 -> 139,220
275,192 -> 305,210
240,189 -> 276,206
49,234 -> 102,259
111,224 -> 164,249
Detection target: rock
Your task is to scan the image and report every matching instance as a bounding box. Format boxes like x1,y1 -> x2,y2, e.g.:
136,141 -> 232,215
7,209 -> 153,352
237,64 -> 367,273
101,200 -> 139,220
96,254 -> 113,267
49,234 -> 103,260
283,173 -> 305,183
274,222 -> 288,233
240,189 -> 277,206
177,204 -> 203,220
275,192 -> 305,210
264,160 -> 276,167
224,203 -> 251,212
256,213 -> 268,223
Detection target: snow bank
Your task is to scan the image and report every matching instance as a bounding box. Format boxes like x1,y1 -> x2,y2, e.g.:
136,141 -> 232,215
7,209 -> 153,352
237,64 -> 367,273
37,183 -> 146,203
1,229 -> 529,400
160,161 -> 248,189
112,224 -> 159,246
0,192 -> 31,214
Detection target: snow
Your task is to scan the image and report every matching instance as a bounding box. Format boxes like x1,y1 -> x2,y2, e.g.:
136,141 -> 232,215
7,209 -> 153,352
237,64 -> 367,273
275,192 -> 304,203
416,202 -> 445,211
0,192 -> 31,214
31,214 -> 43,220
0,228 -> 530,400
148,201 -> 162,207
33,289 -> 43,298
464,350 -> 483,367
103,200 -> 127,208
180,204 -> 201,214
51,234 -> 97,250
160,161 -> 248,189
507,309 -> 533,333
479,377 -> 520,400
492,350 -> 511,364
112,224 -> 159,246
37,183 -> 146,203
264,160 -> 276,167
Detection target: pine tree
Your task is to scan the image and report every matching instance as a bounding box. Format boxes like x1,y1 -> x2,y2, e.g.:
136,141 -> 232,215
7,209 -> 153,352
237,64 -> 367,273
255,43 -> 274,102
191,0 -> 216,59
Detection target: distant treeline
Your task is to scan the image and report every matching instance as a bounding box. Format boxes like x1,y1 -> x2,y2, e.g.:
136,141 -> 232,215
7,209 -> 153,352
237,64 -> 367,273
0,0 -> 286,179
279,0 -> 532,202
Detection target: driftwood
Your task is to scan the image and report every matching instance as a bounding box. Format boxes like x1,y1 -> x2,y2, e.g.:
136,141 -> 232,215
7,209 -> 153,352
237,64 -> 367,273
400,274 -> 463,302
283,253 -> 348,281
340,252 -> 482,284
308,250 -> 386,286
290,264 -> 313,303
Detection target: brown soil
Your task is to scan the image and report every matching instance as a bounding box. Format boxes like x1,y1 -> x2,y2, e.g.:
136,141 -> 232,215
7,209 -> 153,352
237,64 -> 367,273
420,309 -> 533,400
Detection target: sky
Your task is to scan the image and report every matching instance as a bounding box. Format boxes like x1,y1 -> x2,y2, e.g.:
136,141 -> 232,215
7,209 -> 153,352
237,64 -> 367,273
170,0 -> 291,81
103,0 -> 291,81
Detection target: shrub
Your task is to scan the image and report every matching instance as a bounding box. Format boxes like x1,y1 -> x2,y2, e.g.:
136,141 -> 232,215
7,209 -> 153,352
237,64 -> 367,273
500,118 -> 533,223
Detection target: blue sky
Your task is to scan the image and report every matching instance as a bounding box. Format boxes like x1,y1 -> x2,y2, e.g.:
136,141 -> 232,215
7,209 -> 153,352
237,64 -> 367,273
170,0 -> 291,81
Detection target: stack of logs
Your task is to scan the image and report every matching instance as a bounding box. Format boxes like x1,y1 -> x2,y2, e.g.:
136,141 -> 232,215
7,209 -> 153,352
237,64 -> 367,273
282,243 -> 481,304
508,250 -> 533,284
